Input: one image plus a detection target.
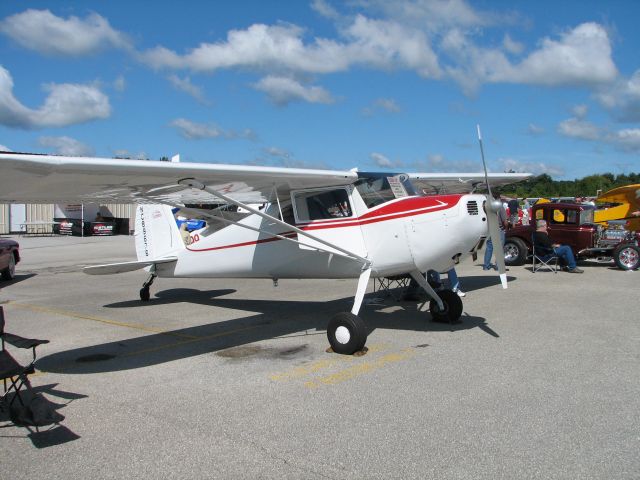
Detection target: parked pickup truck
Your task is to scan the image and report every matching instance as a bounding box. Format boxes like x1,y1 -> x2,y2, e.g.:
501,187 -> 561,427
503,202 -> 640,270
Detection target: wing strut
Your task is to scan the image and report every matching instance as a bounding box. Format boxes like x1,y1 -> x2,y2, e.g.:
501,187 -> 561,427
177,178 -> 371,267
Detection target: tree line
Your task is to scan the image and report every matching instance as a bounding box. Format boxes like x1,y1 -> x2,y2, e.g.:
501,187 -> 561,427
497,172 -> 640,198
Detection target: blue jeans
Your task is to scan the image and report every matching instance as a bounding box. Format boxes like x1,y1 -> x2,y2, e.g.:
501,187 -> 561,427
553,245 -> 577,269
483,230 -> 506,269
432,268 -> 460,291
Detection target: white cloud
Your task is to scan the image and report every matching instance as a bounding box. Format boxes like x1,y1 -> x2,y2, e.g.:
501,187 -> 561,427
557,115 -> 640,153
139,15 -> 441,80
412,153 -> 480,172
140,23 -> 349,74
0,9 -> 131,56
501,23 -> 617,86
113,149 -> 148,160
609,129 -> 640,152
370,152 -> 398,168
527,123 -> 545,135
38,136 -> 94,156
443,22 -> 617,93
595,69 -> 640,122
167,75 -> 209,104
311,0 -> 341,20
114,75 -> 126,92
344,16 -> 441,78
0,66 -> 111,129
253,76 -> 335,105
557,117 -> 601,141
361,0 -> 494,32
502,34 -> 524,55
571,104 -> 589,119
170,118 -> 255,140
263,146 -> 291,159
363,97 -> 401,116
0,143 -> 10,151
497,157 -> 565,177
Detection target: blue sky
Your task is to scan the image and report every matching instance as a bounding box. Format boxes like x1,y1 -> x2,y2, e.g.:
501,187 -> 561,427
0,0 -> 639,180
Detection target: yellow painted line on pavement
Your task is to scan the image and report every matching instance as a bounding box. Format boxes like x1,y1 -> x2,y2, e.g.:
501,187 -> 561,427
269,343 -> 388,381
8,302 -> 198,339
304,347 -> 417,389
119,324 -> 264,358
7,301 -> 268,360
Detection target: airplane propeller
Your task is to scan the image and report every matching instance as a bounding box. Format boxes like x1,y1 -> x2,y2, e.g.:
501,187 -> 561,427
477,125 -> 508,289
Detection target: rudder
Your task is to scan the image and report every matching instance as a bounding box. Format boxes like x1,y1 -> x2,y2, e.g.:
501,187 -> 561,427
135,205 -> 184,261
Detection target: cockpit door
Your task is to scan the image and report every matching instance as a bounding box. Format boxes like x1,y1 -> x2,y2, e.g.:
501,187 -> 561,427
291,186 -> 367,257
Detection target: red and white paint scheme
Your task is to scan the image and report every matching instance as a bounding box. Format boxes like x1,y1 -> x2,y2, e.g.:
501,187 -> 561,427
0,152 -> 529,354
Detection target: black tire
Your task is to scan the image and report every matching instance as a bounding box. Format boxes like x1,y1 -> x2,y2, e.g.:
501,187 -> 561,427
504,237 -> 528,266
429,289 -> 463,323
139,287 -> 151,302
327,312 -> 368,355
1,253 -> 16,281
613,244 -> 640,270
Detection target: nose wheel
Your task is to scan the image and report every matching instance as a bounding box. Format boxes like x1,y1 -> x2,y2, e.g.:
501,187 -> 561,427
139,273 -> 157,302
429,289 -> 463,323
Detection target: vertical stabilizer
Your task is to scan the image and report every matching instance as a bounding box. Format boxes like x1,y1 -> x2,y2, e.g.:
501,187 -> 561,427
135,205 -> 184,261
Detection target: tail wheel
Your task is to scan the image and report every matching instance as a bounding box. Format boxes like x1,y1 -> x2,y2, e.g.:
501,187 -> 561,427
613,244 -> 640,270
139,287 -> 151,302
429,289 -> 463,323
327,312 -> 367,355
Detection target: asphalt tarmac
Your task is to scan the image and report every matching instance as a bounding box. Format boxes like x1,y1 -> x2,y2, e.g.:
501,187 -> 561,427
1,234 -> 638,479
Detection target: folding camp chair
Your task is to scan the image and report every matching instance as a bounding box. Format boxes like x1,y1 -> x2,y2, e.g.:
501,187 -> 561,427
531,236 -> 559,273
0,306 -> 49,414
373,275 -> 412,301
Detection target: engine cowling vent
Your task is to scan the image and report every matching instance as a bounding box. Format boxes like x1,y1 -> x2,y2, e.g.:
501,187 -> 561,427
467,201 -> 479,215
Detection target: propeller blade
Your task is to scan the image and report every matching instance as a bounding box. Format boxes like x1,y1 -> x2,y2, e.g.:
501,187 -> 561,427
485,197 -> 508,289
477,125 -> 508,289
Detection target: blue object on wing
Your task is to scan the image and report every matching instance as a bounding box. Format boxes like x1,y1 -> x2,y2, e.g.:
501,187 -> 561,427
176,219 -> 206,231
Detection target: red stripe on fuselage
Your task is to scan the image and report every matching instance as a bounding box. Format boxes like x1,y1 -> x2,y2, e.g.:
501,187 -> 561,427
186,194 -> 464,252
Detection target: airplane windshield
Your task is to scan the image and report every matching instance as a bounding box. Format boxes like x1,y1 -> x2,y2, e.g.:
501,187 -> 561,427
355,173 -> 416,209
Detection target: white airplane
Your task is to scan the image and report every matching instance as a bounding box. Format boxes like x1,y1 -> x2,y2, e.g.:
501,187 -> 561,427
0,146 -> 528,355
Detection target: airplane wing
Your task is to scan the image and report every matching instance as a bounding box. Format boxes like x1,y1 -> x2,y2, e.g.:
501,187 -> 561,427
0,152 -> 357,205
596,183 -> 640,206
409,172 -> 531,194
0,152 -> 531,205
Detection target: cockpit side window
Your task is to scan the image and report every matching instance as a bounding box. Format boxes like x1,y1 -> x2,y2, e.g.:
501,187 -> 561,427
292,188 -> 353,222
355,173 -> 415,209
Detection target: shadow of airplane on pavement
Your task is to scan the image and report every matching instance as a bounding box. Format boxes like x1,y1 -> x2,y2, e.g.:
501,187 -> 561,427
35,283 -> 500,375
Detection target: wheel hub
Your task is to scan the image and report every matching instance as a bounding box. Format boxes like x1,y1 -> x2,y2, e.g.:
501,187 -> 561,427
619,247 -> 639,268
335,326 -> 351,344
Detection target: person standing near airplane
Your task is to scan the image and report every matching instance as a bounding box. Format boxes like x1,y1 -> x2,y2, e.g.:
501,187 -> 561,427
483,192 -> 508,271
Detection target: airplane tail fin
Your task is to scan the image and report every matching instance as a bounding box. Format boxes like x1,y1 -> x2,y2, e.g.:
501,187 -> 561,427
135,205 -> 185,261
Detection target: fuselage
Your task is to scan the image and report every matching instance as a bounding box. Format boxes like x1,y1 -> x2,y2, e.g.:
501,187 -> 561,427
157,186 -> 488,280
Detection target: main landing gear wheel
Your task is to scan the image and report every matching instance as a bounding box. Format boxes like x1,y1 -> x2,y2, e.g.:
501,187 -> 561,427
429,289 -> 463,324
327,312 -> 367,355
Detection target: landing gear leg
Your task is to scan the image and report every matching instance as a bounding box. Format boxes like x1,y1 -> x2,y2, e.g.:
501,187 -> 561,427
409,270 -> 463,323
140,271 -> 157,302
326,268 -> 371,355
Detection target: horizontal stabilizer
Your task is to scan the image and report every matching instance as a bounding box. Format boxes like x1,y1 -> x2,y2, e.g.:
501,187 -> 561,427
83,257 -> 178,275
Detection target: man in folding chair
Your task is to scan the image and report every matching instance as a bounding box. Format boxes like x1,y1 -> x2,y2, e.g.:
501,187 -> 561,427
532,220 -> 583,273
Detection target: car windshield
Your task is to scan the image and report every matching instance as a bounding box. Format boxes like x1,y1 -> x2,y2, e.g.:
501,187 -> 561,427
579,207 -> 594,224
